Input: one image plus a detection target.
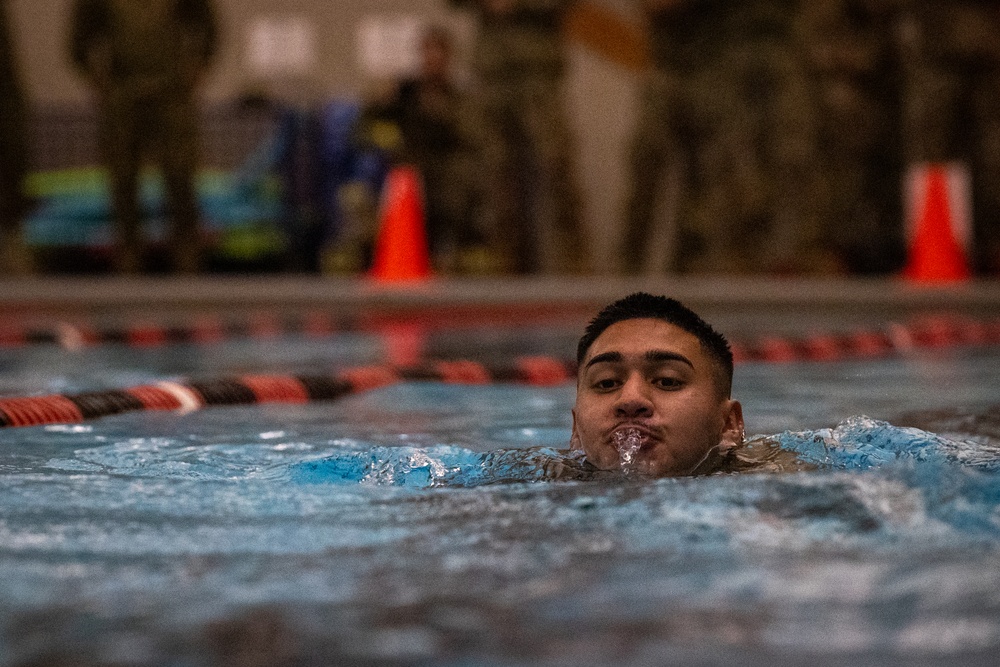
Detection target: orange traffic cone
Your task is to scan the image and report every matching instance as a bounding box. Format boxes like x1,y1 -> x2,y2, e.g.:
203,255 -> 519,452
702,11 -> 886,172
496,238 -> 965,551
902,163 -> 972,283
368,165 -> 433,283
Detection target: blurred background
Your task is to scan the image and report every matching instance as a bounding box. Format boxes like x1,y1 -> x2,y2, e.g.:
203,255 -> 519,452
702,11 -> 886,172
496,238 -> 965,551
2,0 -> 997,279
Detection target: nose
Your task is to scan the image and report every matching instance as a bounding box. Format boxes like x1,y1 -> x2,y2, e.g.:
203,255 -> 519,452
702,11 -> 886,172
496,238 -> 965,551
614,375 -> 653,419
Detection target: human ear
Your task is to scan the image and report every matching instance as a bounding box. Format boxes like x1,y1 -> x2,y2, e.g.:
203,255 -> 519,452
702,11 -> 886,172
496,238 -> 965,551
719,400 -> 745,449
570,408 -> 582,450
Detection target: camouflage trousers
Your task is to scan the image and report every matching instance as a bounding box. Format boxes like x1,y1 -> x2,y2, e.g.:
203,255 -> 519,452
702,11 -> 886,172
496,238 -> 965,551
98,85 -> 202,272
412,148 -> 480,261
814,71 -> 903,274
0,99 -> 32,274
468,75 -> 586,274
623,44 -> 823,274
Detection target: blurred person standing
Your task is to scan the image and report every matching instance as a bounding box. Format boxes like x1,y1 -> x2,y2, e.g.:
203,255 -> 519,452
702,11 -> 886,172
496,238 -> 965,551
622,0 -> 825,275
795,0 -> 906,274
902,0 -> 1000,275
343,25 -> 480,273
69,0 -> 218,273
451,0 -> 587,274
0,0 -> 32,275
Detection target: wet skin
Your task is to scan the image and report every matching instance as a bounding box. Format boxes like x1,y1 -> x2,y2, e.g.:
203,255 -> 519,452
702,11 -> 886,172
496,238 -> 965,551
571,318 -> 744,477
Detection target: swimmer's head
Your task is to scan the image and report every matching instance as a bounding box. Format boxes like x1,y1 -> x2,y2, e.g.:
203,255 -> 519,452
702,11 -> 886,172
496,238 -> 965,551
572,293 -> 744,477
576,292 -> 734,399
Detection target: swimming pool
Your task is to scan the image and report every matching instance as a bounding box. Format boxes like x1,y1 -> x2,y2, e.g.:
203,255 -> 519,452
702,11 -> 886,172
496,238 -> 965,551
1,312 -> 999,666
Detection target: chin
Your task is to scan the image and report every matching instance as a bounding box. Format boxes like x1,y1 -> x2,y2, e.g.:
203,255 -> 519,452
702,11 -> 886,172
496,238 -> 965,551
634,459 -> 677,477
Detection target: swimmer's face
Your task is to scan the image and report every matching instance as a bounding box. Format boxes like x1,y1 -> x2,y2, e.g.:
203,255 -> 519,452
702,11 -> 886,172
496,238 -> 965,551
571,318 -> 744,477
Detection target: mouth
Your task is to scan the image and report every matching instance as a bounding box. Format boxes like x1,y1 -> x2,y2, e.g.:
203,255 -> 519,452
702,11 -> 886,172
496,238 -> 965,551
609,424 -> 657,448
610,425 -> 657,467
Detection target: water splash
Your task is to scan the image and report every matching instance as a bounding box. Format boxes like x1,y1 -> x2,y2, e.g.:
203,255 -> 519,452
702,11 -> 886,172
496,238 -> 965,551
612,428 -> 645,469
773,415 -> 1000,472
292,445 -> 596,487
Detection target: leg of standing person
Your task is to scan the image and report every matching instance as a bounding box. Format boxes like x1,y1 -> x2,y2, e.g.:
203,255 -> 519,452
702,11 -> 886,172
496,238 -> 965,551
471,82 -> 519,272
160,95 -> 202,273
0,171 -> 31,275
760,43 -> 827,273
904,57 -> 961,170
0,131 -> 31,275
621,69 -> 676,275
682,58 -> 762,274
421,154 -> 473,272
520,74 -> 587,274
0,1 -> 32,275
420,160 -> 449,269
972,65 -> 1000,274
101,90 -> 145,273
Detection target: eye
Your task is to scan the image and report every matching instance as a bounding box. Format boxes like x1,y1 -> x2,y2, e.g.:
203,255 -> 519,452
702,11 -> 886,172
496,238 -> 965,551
590,377 -> 620,391
653,376 -> 683,390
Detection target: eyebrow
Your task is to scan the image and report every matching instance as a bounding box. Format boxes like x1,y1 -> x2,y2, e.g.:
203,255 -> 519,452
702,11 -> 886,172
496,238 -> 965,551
583,349 -> 694,370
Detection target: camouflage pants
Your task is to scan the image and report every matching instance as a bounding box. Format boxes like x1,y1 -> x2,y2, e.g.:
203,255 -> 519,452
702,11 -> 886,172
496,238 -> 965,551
0,134 -> 25,235
469,76 -> 586,274
98,85 -> 201,271
624,43 -> 822,274
0,67 -> 31,273
416,149 -> 479,259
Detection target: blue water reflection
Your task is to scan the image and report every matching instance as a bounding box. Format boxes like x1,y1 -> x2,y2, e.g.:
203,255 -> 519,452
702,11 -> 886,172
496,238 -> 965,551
1,345 -> 999,665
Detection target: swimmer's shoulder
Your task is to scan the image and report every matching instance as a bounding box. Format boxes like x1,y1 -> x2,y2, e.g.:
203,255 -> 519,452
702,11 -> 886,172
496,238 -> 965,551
716,437 -> 818,475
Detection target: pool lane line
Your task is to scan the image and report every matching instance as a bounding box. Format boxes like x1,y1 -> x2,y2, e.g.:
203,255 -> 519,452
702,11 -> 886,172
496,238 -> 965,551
0,306 -> 593,351
1,310 -> 998,358
737,314 -> 1000,363
2,314 -> 1000,428
0,358 -> 578,429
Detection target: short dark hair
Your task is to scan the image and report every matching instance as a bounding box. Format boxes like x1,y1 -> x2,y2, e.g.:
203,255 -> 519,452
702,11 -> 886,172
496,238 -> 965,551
576,292 -> 734,396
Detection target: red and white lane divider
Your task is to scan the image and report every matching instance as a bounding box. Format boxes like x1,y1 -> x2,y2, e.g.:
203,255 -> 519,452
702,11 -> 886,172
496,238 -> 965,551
734,314 -> 1000,363
0,357 -> 575,428
0,307 -> 590,351
1,314 -> 998,429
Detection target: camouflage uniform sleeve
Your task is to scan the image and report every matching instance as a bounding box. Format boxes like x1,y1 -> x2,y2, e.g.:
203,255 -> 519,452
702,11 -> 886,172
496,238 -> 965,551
68,0 -> 110,74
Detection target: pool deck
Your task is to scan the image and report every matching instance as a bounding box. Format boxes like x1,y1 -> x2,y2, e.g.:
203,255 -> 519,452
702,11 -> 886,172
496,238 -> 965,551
2,275 -> 999,334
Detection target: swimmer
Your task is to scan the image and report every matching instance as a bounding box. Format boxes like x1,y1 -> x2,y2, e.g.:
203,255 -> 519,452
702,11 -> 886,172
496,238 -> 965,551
571,292 -> 746,477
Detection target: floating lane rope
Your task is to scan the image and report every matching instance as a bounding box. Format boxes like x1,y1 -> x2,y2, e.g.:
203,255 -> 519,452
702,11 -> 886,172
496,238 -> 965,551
0,307 -> 589,351
0,359 -> 576,429
1,314 -> 999,429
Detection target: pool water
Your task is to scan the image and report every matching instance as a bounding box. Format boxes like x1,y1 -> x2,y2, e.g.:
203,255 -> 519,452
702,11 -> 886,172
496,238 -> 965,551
1,325 -> 999,666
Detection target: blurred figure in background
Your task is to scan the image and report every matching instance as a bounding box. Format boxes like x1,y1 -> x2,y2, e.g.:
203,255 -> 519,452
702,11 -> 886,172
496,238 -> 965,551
336,25 -> 480,274
69,0 -> 218,273
0,0 -> 33,275
452,0 -> 587,275
623,0 -> 826,275
902,0 -> 1000,275
796,0 -> 906,274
